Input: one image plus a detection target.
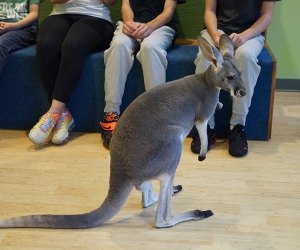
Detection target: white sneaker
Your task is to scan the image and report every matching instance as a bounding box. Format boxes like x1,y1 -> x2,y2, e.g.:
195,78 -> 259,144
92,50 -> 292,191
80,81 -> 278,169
52,110 -> 75,145
29,112 -> 60,145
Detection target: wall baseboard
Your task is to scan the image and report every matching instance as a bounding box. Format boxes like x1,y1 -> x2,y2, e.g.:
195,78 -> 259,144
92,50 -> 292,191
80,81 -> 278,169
276,79 -> 300,91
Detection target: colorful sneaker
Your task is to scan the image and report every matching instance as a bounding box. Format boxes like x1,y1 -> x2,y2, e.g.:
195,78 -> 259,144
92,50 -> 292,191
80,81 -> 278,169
99,112 -> 119,150
191,126 -> 216,154
52,110 -> 75,145
228,124 -> 248,157
29,112 -> 60,145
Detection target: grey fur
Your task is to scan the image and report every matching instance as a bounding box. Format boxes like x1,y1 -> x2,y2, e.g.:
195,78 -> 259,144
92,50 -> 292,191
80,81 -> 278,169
0,34 -> 245,229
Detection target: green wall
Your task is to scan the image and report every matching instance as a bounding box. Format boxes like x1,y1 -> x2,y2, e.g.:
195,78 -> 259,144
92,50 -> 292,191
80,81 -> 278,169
108,0 -> 205,39
39,0 -> 205,38
268,0 -> 299,80
39,0 -> 298,82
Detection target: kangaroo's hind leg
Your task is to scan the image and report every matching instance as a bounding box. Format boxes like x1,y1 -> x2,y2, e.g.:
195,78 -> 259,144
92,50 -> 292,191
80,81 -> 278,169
136,181 -> 159,208
136,181 -> 183,208
155,174 -> 213,228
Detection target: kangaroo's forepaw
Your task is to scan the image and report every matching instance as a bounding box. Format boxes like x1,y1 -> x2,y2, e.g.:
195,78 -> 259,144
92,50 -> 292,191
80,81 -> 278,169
173,185 -> 183,195
198,155 -> 206,161
193,209 -> 214,221
216,102 -> 223,110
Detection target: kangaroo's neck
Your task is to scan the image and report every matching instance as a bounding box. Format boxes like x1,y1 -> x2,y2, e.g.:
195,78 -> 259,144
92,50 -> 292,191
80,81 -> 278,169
203,66 -> 221,89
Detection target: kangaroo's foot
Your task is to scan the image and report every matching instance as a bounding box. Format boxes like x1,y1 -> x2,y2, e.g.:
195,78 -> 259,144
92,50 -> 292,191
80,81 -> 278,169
155,210 -> 214,228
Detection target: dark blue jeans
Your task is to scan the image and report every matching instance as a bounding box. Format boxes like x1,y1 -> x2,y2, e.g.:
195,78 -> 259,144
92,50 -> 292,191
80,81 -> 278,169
0,25 -> 37,74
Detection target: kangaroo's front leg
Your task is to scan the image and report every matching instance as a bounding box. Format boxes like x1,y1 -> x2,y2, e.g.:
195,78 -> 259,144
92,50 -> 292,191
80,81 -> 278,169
195,120 -> 208,161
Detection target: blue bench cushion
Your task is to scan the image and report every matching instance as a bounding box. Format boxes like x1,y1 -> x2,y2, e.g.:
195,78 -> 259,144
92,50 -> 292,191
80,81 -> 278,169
0,44 -> 275,140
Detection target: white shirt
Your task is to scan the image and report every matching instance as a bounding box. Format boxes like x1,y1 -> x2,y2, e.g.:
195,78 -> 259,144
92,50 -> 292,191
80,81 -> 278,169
50,0 -> 113,23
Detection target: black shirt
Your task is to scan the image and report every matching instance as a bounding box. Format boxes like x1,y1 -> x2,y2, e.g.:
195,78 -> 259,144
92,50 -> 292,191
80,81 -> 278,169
216,0 -> 280,35
129,0 -> 178,31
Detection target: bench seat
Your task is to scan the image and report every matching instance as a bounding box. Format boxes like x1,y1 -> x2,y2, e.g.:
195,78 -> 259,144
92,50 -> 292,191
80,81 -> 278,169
0,43 -> 275,140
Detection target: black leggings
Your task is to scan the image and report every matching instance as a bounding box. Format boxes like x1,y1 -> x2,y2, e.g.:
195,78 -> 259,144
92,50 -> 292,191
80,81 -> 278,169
36,14 -> 114,103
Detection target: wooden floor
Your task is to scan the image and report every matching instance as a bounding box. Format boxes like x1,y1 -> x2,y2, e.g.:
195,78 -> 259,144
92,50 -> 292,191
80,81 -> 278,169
0,91 -> 299,250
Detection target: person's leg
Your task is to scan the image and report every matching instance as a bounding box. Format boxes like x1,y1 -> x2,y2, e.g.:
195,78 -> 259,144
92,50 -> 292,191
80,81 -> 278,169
0,25 -> 37,74
191,29 -> 221,153
136,25 -> 175,91
228,34 -> 264,157
51,16 -> 114,145
103,21 -> 138,114
30,15 -> 73,145
194,29 -> 225,129
100,21 -> 138,149
30,15 -> 114,145
36,15 -> 73,105
231,35 -> 265,127
52,15 -> 114,105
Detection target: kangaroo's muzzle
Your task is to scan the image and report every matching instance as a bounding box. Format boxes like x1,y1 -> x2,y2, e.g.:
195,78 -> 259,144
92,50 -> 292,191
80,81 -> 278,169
234,88 -> 246,97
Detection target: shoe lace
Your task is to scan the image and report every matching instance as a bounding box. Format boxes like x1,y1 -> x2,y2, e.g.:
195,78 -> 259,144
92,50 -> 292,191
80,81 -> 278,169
39,116 -> 55,133
54,113 -> 66,130
104,112 -> 119,122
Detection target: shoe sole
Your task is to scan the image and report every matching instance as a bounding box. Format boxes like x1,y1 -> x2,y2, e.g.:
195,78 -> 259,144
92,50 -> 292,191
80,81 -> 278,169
228,150 -> 248,157
28,131 -> 51,146
52,119 -> 76,145
28,136 -> 50,146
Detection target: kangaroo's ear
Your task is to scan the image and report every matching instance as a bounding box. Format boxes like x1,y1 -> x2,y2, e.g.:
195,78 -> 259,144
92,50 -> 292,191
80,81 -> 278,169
219,34 -> 234,59
198,35 -> 223,71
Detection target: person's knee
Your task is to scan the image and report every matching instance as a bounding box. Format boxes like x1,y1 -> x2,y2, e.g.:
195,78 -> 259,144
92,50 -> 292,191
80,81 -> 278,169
105,36 -> 134,61
37,35 -> 60,54
235,47 -> 256,63
61,39 -> 79,55
139,39 -> 158,55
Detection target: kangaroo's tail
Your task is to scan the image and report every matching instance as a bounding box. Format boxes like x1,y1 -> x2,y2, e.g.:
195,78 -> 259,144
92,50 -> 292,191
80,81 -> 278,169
0,175 -> 133,229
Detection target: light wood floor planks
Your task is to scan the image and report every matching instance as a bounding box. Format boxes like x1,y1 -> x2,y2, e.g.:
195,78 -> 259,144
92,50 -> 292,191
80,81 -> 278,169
0,91 -> 299,250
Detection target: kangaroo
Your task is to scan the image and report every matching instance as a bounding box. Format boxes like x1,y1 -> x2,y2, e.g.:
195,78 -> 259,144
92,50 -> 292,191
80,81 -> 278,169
0,34 -> 246,229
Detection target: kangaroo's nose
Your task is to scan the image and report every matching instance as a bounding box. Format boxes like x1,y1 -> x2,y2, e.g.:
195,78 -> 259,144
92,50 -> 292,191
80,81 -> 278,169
234,88 -> 246,97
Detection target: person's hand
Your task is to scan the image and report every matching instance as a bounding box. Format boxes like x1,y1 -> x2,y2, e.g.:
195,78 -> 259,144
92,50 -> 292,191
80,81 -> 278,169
122,21 -> 138,36
229,32 -> 247,48
131,23 -> 154,39
0,22 -> 7,33
0,22 -> 16,33
211,31 -> 223,48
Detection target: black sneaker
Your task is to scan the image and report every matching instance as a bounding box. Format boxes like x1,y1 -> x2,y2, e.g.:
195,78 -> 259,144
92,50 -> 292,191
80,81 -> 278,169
99,112 -> 119,150
228,124 -> 248,157
191,126 -> 216,154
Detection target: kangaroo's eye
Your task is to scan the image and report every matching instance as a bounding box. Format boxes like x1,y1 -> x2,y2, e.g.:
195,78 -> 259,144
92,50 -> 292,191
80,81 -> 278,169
226,75 -> 234,80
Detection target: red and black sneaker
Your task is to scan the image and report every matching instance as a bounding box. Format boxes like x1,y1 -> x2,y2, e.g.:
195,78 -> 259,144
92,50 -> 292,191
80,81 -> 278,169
99,112 -> 119,150
191,126 -> 217,154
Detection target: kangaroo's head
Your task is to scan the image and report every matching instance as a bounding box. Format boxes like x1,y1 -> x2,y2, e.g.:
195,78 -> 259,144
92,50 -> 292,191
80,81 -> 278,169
198,34 -> 246,98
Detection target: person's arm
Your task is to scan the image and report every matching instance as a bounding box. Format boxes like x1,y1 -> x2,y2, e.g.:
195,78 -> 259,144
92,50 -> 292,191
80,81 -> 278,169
230,1 -> 276,48
0,3 -> 39,32
132,0 -> 177,39
121,0 -> 138,36
204,0 -> 222,47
